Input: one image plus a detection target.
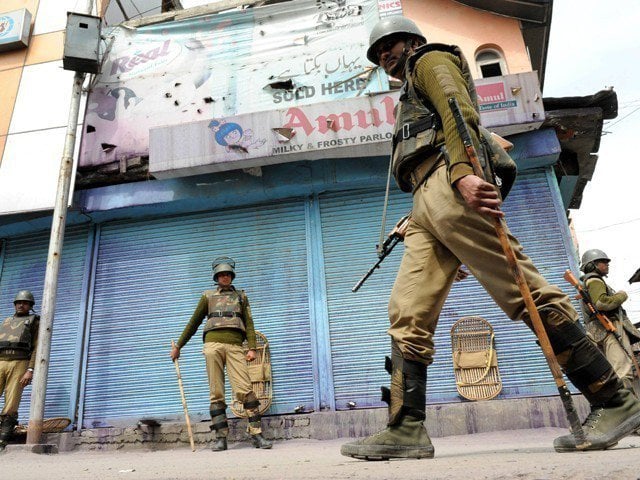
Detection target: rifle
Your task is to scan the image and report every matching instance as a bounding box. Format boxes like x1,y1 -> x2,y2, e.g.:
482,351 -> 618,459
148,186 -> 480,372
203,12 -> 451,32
352,214 -> 411,293
563,269 -> 640,377
448,97 -> 588,449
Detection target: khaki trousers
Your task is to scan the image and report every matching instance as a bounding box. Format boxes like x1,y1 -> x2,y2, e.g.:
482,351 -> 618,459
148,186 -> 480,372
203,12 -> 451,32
203,342 -> 261,434
599,322 -> 634,388
388,162 -> 578,364
0,359 -> 28,416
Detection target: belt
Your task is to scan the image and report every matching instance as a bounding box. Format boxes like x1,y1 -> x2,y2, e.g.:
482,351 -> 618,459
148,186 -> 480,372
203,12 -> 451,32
208,311 -> 241,318
409,154 -> 445,192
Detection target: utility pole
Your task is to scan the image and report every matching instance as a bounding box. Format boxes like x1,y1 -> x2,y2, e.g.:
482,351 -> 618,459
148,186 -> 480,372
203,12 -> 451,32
27,0 -> 94,445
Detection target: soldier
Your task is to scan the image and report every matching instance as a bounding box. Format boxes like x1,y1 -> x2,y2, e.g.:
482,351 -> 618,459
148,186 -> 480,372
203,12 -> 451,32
170,257 -> 272,451
580,249 -> 640,392
341,16 -> 640,460
0,290 -> 39,451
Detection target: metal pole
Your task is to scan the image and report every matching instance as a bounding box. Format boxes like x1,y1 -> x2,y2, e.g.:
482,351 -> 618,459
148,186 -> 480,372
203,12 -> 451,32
26,70 -> 86,444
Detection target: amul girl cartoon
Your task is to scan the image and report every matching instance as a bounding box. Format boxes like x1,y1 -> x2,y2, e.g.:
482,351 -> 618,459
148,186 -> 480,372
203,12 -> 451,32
209,119 -> 266,154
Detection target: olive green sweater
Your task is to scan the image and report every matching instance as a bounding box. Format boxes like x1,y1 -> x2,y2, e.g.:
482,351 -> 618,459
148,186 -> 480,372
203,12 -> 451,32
176,286 -> 257,350
413,50 -> 481,185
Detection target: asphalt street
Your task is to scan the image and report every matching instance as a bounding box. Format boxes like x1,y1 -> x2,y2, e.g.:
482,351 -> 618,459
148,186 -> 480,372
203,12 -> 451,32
3,427 -> 640,480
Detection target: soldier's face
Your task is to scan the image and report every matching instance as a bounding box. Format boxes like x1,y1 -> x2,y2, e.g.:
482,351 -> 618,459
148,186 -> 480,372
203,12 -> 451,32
377,37 -> 406,75
595,260 -> 610,276
217,272 -> 233,287
14,300 -> 31,315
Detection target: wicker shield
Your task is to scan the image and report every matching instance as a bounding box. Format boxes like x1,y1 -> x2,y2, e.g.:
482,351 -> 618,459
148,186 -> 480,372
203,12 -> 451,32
451,316 -> 502,401
230,331 -> 272,417
14,417 -> 71,435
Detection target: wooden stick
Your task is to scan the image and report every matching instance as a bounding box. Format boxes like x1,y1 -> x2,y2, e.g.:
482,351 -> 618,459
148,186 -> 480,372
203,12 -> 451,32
448,98 -> 589,449
172,340 -> 196,452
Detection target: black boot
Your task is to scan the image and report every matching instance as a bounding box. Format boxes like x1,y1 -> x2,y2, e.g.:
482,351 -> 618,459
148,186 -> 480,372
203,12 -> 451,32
0,414 -> 17,451
541,321 -> 640,452
250,433 -> 273,449
341,342 -> 434,460
211,436 -> 227,451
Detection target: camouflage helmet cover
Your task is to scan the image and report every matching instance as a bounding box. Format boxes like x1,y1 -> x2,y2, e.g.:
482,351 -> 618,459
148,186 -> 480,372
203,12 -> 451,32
212,256 -> 236,281
580,249 -> 610,272
14,290 -> 35,305
366,16 -> 426,65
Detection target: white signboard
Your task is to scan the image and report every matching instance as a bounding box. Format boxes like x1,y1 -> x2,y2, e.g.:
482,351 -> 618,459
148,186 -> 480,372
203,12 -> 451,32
150,90 -> 400,179
80,0 -> 386,169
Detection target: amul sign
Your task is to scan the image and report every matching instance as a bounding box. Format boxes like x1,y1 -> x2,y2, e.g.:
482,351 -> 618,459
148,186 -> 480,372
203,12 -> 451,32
477,82 -> 517,112
0,9 -> 32,52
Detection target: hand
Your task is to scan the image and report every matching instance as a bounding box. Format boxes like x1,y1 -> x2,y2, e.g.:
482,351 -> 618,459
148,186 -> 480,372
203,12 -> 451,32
170,346 -> 180,361
454,175 -> 503,218
246,349 -> 256,362
389,215 -> 411,240
20,369 -> 33,388
454,267 -> 469,282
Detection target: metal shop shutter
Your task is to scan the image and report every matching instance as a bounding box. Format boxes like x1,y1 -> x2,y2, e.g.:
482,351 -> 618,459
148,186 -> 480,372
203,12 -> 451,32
0,226 -> 91,421
80,201 -> 313,428
321,170 -> 575,409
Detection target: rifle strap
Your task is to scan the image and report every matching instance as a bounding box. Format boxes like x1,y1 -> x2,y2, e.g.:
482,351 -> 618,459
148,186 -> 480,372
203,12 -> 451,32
378,152 -> 394,255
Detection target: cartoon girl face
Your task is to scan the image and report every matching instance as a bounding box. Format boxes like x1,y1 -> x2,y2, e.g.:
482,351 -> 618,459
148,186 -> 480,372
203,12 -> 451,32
223,128 -> 242,146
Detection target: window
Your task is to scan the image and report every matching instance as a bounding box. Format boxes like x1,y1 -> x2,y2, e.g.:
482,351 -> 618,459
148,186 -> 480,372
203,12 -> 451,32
475,49 -> 507,78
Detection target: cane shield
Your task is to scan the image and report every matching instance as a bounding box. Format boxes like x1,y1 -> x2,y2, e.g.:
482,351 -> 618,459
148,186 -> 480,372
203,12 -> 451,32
230,331 -> 273,417
451,316 -> 502,401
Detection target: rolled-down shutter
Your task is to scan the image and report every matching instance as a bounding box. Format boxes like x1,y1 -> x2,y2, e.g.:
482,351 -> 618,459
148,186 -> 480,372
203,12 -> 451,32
0,226 -> 90,421
321,170 -> 576,408
81,200 -> 314,427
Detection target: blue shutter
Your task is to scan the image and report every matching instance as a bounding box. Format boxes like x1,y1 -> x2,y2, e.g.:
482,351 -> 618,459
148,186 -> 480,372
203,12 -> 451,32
80,201 -> 314,427
0,226 -> 91,421
321,170 -> 576,408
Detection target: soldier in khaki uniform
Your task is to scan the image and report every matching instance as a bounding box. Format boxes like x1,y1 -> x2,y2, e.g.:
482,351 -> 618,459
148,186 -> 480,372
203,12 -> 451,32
341,16 -> 640,460
580,249 -> 640,392
0,290 -> 39,451
170,257 -> 272,451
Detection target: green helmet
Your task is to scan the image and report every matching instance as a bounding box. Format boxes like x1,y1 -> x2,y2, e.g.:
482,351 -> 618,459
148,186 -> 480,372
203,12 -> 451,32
580,249 -> 610,273
212,256 -> 236,282
366,16 -> 426,65
14,290 -> 35,305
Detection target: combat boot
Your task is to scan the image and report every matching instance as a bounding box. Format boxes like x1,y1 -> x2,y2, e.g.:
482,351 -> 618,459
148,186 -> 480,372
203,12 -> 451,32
250,433 -> 273,449
538,320 -> 640,452
211,436 -> 227,451
0,414 -> 17,451
554,388 -> 640,452
341,341 -> 434,460
341,414 -> 433,460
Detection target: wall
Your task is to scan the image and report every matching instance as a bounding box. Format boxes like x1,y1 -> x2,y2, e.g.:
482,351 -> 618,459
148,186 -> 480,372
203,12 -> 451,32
403,0 -> 532,77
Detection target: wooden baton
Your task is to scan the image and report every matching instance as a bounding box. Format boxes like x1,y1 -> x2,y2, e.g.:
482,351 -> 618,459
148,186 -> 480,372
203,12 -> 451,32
448,97 -> 589,449
172,340 -> 196,452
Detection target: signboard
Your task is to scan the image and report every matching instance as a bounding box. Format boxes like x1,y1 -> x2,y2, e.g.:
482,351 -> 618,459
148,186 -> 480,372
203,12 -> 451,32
150,71 -> 545,179
475,71 -> 545,136
0,8 -> 32,52
80,0 -> 387,169
377,0 -> 403,17
150,90 -> 400,179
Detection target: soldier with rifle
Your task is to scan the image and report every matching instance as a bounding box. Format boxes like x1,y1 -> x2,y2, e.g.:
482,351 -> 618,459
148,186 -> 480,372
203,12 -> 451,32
341,15 -> 640,460
0,291 -> 39,451
170,257 -> 272,451
578,249 -> 640,392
